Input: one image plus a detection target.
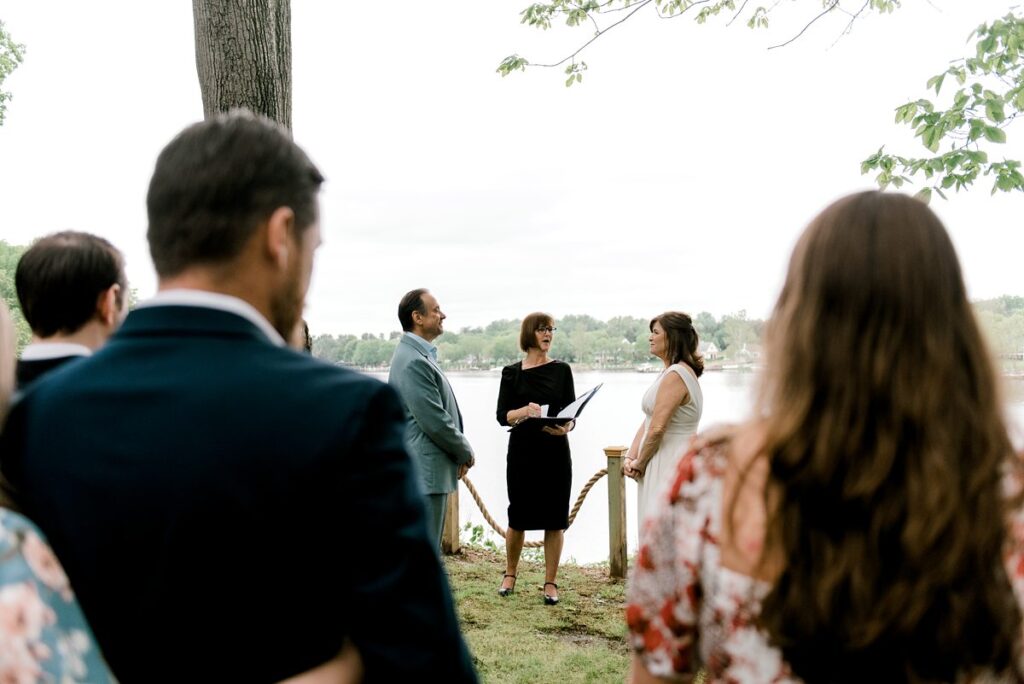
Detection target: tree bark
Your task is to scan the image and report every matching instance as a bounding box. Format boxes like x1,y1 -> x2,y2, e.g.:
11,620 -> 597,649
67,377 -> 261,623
192,0 -> 292,131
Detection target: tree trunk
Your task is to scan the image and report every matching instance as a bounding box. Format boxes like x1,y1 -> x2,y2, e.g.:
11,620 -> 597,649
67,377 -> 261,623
192,0 -> 292,131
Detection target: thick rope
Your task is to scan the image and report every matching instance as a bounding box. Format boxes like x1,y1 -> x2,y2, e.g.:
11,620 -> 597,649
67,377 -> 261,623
461,469 -> 608,548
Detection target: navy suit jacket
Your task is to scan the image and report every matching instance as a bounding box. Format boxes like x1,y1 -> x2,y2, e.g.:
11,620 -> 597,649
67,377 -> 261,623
15,355 -> 84,390
0,305 -> 477,683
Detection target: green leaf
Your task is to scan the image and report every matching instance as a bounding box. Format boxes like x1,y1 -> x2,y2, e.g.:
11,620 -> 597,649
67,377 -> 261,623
926,74 -> 945,94
985,100 -> 1006,122
984,126 -> 1007,143
915,187 -> 933,204
496,55 -> 529,77
921,126 -> 941,153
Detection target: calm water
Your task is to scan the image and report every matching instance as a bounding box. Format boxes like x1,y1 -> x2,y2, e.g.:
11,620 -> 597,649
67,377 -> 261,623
371,371 -> 1024,564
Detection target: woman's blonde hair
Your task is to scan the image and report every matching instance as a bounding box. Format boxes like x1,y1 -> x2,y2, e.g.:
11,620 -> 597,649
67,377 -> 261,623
755,191 -> 1020,682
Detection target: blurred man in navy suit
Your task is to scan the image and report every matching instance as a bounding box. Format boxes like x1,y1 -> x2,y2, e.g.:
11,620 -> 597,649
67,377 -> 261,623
0,111 -> 477,684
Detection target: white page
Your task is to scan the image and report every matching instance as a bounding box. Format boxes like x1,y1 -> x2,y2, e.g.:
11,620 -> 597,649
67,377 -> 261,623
556,384 -> 602,419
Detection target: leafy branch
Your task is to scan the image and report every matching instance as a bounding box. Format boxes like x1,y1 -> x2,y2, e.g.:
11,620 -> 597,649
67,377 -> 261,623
0,20 -> 26,126
862,9 -> 1024,200
497,0 -> 902,86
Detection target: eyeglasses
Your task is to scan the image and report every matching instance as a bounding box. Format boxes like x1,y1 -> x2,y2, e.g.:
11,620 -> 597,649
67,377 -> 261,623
537,326 -> 557,333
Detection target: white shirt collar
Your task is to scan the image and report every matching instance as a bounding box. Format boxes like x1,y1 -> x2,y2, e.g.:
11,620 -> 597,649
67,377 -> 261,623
136,289 -> 286,347
404,331 -> 438,360
20,342 -> 93,361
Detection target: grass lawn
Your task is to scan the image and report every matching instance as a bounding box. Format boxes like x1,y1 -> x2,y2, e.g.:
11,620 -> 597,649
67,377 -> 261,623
445,546 -> 631,683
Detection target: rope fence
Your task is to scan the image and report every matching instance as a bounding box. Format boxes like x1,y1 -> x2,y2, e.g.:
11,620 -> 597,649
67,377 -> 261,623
460,468 -> 608,548
445,445 -> 629,578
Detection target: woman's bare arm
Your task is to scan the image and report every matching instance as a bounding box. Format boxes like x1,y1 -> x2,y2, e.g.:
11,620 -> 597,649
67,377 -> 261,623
633,372 -> 689,476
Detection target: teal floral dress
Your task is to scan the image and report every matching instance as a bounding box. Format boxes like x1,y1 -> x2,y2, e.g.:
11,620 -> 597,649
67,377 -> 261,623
0,508 -> 114,682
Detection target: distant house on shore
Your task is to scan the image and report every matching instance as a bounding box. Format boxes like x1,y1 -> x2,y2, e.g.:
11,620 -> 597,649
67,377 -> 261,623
734,343 -> 763,364
699,341 -> 721,361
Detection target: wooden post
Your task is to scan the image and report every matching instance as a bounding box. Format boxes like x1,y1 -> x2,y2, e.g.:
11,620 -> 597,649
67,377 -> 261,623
442,487 -> 461,555
604,445 -> 628,579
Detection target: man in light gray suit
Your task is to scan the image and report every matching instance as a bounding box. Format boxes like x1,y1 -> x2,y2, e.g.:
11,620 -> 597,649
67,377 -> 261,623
388,288 -> 475,551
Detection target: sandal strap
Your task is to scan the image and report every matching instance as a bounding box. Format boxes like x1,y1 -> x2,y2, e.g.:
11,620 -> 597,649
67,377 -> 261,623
503,573 -> 517,579
544,582 -> 558,589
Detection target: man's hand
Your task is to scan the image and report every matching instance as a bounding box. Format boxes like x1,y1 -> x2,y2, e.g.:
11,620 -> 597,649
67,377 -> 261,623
458,464 -> 469,480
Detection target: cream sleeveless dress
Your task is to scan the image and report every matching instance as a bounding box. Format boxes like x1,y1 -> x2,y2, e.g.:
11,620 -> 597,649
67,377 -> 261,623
636,363 -> 703,525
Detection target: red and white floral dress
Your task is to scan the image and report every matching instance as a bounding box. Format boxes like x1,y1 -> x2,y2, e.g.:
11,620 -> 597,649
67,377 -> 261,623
625,437 -> 1024,683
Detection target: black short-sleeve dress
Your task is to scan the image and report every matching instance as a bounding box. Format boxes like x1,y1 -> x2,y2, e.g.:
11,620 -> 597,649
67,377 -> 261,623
496,360 -> 576,531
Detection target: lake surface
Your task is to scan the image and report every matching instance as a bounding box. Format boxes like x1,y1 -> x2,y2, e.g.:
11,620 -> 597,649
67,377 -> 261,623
371,370 -> 1024,564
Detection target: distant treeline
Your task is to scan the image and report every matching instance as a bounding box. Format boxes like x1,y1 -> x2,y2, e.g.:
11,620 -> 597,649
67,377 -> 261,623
312,312 -> 767,369
975,296 -> 1024,360
0,241 -> 31,349
2,237 -> 1021,366
314,297 -> 1024,370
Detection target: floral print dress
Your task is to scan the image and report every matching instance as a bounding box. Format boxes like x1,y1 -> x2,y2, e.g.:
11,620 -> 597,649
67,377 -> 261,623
626,436 -> 1024,683
0,508 -> 114,682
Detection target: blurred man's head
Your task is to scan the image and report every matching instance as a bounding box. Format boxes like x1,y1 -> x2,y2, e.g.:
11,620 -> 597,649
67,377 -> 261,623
147,110 -> 325,338
15,231 -> 128,347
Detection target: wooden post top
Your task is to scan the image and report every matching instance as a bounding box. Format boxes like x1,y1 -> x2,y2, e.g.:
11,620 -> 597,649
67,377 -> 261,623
603,445 -> 629,458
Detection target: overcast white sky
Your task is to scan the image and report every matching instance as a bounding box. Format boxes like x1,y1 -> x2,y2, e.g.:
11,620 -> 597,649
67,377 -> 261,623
1,1 -> 1021,336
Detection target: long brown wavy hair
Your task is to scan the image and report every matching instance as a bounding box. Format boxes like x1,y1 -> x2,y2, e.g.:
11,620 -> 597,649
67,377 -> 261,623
755,191 -> 1020,682
650,311 -> 704,376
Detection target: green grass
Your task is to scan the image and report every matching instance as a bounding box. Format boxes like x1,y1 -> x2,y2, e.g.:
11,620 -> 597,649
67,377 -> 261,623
445,546 -> 630,683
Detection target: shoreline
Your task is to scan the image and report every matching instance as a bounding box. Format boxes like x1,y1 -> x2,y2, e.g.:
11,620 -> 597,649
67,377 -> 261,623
354,365 -> 1024,379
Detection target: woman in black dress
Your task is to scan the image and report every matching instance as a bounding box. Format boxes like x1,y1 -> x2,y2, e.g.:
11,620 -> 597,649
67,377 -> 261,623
496,312 -> 575,605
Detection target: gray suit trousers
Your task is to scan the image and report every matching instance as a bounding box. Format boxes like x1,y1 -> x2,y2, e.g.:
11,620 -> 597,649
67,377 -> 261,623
424,493 -> 449,552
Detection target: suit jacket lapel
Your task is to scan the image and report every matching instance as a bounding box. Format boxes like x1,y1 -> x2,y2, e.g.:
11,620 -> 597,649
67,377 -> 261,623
435,363 -> 463,431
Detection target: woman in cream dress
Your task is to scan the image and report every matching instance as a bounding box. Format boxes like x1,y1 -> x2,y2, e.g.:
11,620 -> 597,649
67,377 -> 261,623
623,312 -> 704,525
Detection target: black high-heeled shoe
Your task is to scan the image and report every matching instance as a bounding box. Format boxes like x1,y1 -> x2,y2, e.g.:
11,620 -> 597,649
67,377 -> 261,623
543,582 -> 559,606
498,573 -> 517,597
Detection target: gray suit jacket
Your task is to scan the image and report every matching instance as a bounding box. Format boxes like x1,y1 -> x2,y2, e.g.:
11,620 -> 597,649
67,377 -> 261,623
388,335 -> 474,494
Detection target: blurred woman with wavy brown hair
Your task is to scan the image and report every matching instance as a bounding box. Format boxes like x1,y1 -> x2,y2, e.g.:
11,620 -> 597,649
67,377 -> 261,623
625,191 -> 1024,683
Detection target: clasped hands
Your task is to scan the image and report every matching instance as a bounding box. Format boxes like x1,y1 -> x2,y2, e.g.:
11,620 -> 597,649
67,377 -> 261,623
622,454 -> 645,481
